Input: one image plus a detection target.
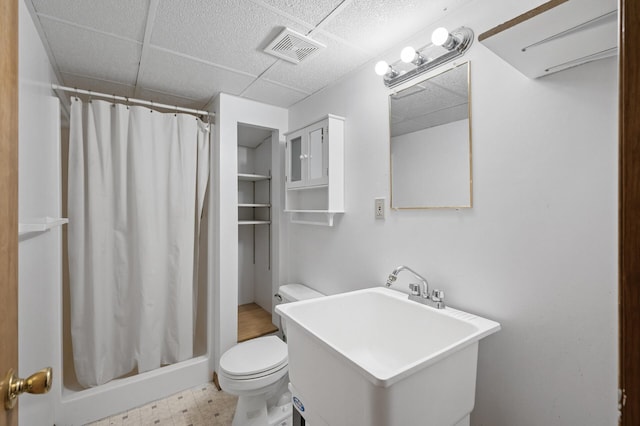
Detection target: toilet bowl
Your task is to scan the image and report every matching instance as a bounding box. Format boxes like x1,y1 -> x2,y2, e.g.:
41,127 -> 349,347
218,284 -> 324,426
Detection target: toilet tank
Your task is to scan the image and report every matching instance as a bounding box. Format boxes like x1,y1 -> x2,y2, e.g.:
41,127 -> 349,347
275,284 -> 324,337
278,284 -> 324,304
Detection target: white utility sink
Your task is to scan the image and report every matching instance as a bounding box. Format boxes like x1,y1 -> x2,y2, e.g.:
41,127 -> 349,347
276,287 -> 500,426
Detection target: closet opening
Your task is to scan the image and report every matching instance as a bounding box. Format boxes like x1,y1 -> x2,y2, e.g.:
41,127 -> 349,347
237,123 -> 277,342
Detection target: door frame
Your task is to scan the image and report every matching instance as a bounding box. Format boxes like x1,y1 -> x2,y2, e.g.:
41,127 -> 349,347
619,0 -> 640,424
0,0 -> 19,424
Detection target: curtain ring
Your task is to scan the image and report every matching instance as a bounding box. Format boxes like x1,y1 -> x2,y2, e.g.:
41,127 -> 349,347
112,93 -> 116,108
174,105 -> 178,117
125,97 -> 130,110
150,100 -> 153,113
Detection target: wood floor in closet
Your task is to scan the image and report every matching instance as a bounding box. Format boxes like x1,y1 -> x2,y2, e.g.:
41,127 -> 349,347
237,303 -> 278,342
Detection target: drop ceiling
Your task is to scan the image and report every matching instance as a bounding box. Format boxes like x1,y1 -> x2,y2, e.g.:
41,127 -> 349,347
25,0 -> 474,111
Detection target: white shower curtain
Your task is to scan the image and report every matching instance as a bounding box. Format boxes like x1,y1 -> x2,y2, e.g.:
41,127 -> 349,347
68,98 -> 210,387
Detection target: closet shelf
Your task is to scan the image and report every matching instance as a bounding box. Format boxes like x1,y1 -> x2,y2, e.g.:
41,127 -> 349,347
238,173 -> 271,181
238,203 -> 271,208
19,217 -> 68,235
238,220 -> 271,225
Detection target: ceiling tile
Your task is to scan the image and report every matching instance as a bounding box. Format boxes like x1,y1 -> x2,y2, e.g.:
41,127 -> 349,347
31,0 -> 149,41
150,0 -> 312,76
242,79 -> 309,107
136,88 -> 208,111
256,0 -> 343,26
321,0 -> 472,53
40,18 -> 141,85
263,32 -> 371,94
60,73 -> 135,98
138,47 -> 257,105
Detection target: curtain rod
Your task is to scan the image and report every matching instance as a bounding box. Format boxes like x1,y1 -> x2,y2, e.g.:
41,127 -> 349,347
51,84 -> 215,117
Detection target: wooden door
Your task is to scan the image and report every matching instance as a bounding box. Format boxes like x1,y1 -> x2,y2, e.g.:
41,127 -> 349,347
0,0 -> 19,425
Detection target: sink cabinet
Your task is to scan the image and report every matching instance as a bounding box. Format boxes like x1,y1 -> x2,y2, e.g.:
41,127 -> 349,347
284,114 -> 345,226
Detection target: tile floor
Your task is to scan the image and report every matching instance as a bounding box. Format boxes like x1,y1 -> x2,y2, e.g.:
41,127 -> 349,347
86,382 -> 237,426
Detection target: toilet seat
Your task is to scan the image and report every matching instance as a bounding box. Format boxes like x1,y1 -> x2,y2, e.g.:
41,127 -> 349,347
219,336 -> 288,380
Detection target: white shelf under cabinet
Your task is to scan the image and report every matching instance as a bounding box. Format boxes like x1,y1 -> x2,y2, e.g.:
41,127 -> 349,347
284,210 -> 342,227
19,217 -> 68,235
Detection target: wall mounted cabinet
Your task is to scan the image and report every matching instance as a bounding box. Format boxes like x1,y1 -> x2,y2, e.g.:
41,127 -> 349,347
285,114 -> 345,226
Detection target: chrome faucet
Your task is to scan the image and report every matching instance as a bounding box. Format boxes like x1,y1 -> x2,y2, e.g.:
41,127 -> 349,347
387,265 -> 429,295
386,265 -> 445,309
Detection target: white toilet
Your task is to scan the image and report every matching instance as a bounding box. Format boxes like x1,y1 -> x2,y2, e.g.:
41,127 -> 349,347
218,284 -> 324,426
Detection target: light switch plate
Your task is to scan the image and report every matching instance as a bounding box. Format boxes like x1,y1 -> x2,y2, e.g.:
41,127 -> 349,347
375,198 -> 385,220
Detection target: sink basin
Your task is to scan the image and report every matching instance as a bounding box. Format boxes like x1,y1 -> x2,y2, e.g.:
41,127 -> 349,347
276,287 -> 500,426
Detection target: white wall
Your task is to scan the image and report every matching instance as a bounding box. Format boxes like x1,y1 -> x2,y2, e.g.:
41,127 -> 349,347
17,1 -> 61,425
285,1 -> 618,425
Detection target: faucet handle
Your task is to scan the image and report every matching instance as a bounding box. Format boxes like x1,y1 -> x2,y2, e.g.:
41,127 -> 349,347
408,283 -> 421,296
431,289 -> 445,302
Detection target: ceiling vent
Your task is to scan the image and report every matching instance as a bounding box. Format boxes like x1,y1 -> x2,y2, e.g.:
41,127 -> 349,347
264,28 -> 326,64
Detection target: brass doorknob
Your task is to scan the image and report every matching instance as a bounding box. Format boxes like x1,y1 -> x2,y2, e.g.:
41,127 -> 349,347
3,367 -> 52,410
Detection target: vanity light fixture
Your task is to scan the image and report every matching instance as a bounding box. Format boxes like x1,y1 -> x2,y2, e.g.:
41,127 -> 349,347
400,46 -> 427,66
374,60 -> 399,80
376,26 -> 474,88
431,27 -> 461,51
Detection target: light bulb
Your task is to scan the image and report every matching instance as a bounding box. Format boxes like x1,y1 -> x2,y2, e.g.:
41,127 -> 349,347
375,60 -> 390,76
431,27 -> 451,46
400,46 -> 417,63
